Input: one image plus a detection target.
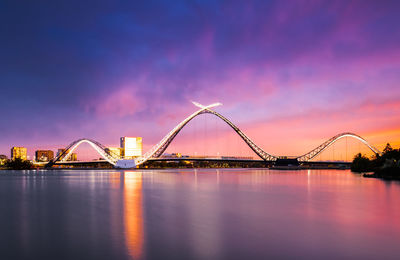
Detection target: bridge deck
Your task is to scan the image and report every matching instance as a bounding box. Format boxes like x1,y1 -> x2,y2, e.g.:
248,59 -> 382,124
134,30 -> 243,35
50,158 -> 351,166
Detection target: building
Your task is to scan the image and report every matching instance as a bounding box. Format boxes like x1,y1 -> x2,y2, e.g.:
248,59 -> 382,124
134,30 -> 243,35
35,150 -> 54,162
57,149 -> 71,160
57,149 -> 77,161
105,147 -> 122,157
120,137 -> 142,159
57,149 -> 67,158
70,153 -> 77,161
11,147 -> 27,160
161,153 -> 183,158
0,154 -> 7,165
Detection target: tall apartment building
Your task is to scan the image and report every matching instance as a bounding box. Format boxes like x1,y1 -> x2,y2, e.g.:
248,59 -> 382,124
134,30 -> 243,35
120,137 -> 142,159
70,153 -> 77,161
0,154 -> 7,165
105,147 -> 122,157
35,150 -> 54,162
57,149 -> 77,161
11,147 -> 27,160
57,148 -> 67,158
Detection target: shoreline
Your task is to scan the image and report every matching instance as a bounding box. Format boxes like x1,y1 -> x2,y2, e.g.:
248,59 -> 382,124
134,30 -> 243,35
363,172 -> 400,181
1,166 -> 351,171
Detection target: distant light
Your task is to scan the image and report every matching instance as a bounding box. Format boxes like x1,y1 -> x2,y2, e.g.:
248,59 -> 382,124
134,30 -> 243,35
191,101 -> 222,109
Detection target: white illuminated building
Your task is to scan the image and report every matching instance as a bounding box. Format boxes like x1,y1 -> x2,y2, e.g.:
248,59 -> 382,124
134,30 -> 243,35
120,137 -> 142,159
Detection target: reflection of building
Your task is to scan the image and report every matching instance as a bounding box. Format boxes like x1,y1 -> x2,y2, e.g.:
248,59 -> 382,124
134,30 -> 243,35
124,172 -> 144,259
11,147 -> 27,160
106,147 -> 122,157
120,137 -> 142,159
57,149 -> 77,161
0,154 -> 7,165
35,150 -> 54,162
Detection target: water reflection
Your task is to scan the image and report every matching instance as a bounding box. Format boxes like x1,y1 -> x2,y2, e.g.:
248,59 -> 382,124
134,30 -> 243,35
0,169 -> 400,259
123,171 -> 144,259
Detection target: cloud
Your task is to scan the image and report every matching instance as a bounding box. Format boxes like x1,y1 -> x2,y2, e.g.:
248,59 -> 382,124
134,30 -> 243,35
1,0 -> 400,158
87,86 -> 143,117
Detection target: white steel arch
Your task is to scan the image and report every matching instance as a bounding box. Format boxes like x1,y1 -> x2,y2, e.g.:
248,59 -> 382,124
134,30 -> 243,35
50,138 -> 120,166
297,132 -> 381,162
130,102 -> 277,167
134,103 -> 221,166
51,102 -> 277,168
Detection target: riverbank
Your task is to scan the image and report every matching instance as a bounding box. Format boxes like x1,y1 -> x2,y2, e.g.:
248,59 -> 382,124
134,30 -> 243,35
351,144 -> 400,181
363,168 -> 400,181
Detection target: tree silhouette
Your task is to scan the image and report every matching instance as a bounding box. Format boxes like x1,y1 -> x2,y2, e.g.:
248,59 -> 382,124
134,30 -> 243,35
5,158 -> 33,170
351,153 -> 371,172
383,143 -> 393,154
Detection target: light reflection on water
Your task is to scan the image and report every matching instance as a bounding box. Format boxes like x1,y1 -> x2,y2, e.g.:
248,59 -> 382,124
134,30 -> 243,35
124,172 -> 144,259
0,169 -> 400,259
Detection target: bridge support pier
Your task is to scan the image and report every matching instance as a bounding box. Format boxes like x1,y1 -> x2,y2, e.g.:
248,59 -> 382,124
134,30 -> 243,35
115,159 -> 136,169
274,158 -> 300,167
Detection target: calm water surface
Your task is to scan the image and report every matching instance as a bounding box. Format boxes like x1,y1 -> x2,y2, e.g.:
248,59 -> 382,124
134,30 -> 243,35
0,169 -> 400,260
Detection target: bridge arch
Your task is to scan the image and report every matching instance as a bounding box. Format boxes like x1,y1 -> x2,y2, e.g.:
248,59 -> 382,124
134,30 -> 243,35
296,132 -> 381,162
134,103 -> 277,166
47,138 -> 120,166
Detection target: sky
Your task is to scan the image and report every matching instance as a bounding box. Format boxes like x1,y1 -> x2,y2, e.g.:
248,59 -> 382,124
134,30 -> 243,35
1,0 -> 400,160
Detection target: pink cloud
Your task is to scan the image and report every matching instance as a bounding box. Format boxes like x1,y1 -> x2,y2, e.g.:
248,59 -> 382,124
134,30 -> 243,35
87,86 -> 143,117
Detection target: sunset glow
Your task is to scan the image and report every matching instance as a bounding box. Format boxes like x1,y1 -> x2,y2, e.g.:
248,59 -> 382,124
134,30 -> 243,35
1,1 -> 399,160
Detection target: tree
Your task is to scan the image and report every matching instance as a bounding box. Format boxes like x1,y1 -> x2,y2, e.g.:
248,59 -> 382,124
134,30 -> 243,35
383,143 -> 393,154
381,143 -> 400,163
5,158 -> 33,170
351,153 -> 372,172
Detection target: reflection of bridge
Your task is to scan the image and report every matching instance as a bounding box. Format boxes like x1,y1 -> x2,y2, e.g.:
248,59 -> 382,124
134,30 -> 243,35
47,102 -> 381,168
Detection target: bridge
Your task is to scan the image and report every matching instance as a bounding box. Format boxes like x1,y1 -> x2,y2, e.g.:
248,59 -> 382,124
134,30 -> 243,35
46,102 -> 381,169
49,158 -> 351,170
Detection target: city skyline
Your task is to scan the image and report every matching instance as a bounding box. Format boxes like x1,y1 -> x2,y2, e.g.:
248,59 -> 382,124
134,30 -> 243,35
1,1 -> 400,160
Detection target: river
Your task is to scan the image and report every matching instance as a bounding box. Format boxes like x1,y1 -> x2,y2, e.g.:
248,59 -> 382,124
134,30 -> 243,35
0,169 -> 399,259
